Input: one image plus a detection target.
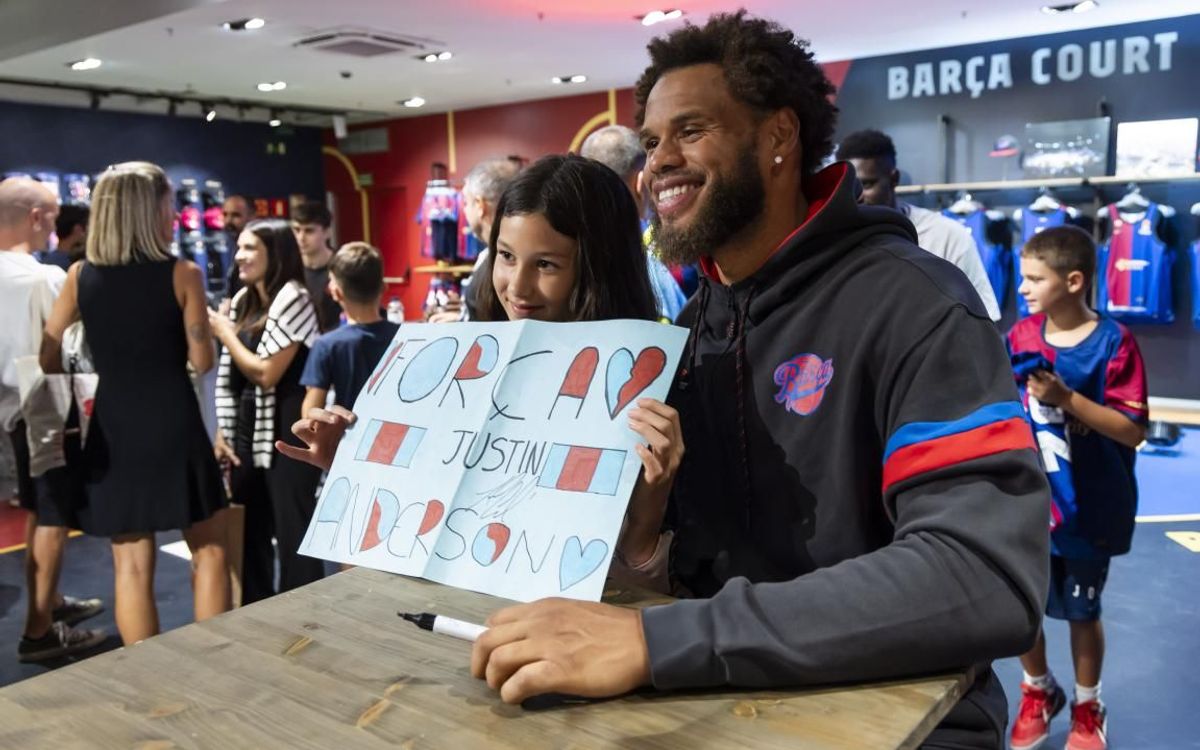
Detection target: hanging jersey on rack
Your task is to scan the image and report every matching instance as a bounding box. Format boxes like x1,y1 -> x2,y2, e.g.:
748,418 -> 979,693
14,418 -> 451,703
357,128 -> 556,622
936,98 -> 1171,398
1096,202 -> 1174,324
943,208 -> 1011,312
417,184 -> 465,262
462,229 -> 485,262
1015,206 -> 1070,317
1191,239 -> 1200,330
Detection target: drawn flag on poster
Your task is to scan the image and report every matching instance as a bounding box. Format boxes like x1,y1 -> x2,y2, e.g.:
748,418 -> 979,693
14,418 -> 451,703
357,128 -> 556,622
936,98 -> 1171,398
297,320 -> 688,603
538,444 -> 625,495
355,419 -> 427,468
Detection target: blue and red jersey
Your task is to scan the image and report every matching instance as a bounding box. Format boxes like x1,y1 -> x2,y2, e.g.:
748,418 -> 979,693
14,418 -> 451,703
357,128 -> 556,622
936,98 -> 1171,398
1015,207 -> 1070,318
1096,202 -> 1174,324
1007,314 -> 1148,559
1192,239 -> 1200,330
943,208 -> 1010,313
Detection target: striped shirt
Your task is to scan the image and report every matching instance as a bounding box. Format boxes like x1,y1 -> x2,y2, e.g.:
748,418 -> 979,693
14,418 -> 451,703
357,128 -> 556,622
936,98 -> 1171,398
215,281 -> 318,468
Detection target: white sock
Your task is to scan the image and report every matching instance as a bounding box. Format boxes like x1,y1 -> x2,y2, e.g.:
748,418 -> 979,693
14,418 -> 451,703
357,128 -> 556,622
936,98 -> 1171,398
1075,682 -> 1101,704
1023,670 -> 1056,691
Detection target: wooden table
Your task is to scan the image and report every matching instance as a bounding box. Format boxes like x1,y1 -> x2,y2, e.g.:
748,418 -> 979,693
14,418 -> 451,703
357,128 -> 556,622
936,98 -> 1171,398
0,568 -> 972,749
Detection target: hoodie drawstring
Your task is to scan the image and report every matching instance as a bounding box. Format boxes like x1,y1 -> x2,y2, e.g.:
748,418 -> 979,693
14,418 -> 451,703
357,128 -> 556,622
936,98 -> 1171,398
677,279 -> 710,392
734,285 -> 756,529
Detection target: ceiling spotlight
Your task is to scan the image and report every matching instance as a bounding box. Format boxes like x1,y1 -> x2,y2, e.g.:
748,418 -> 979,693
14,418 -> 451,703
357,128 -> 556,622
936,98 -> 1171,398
257,81 -> 287,92
204,104 -> 217,122
222,17 -> 266,31
269,117 -> 282,127
420,51 -> 453,62
552,74 -> 587,84
1041,0 -> 1098,13
403,97 -> 426,108
438,51 -> 452,60
68,58 -> 103,71
638,9 -> 684,26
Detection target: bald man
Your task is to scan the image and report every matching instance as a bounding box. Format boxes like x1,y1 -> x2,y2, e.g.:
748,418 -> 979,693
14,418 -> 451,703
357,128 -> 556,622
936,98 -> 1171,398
0,178 -> 105,662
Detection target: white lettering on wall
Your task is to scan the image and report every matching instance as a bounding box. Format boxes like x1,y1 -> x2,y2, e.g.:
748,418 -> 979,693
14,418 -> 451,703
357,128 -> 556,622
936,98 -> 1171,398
1154,31 -> 1178,70
1032,48 -> 1053,85
966,55 -> 985,98
1058,43 -> 1084,81
1123,36 -> 1150,74
988,53 -> 1014,91
888,66 -> 909,99
884,27 -> 1183,101
939,59 -> 963,94
1089,39 -> 1117,77
913,62 -> 936,97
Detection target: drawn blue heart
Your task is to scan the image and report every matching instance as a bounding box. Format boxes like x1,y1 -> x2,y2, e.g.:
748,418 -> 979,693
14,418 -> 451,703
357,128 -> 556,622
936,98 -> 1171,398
558,536 -> 609,591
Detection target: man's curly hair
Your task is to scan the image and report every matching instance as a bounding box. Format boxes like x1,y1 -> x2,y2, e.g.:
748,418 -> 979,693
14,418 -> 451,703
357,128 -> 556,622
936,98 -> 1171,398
634,10 -> 838,175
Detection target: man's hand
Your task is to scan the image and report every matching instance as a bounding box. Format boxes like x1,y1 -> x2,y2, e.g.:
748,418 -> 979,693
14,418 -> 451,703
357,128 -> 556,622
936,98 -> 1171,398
470,598 -> 651,704
1028,370 -> 1072,408
275,405 -> 356,471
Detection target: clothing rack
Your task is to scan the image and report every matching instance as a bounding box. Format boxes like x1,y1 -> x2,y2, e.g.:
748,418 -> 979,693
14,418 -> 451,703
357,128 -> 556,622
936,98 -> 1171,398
895,172 -> 1200,196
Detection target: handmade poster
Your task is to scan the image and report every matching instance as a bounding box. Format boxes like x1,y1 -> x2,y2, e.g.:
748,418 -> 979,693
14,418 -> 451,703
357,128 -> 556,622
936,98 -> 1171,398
298,320 -> 688,602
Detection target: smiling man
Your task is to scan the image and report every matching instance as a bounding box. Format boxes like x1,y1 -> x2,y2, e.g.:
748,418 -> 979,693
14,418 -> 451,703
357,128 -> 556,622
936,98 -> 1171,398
468,13 -> 1050,747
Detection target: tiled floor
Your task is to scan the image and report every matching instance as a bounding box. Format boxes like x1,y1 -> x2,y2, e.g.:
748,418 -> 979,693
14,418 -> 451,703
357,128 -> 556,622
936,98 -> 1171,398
0,439 -> 1197,748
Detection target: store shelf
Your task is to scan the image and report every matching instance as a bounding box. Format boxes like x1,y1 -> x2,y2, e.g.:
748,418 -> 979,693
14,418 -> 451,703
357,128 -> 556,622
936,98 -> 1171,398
412,263 -> 475,275
896,172 -> 1200,195
1149,397 -> 1200,427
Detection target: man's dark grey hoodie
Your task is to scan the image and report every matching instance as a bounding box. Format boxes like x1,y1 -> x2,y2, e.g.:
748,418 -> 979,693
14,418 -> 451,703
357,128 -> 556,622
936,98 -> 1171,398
642,162 -> 1050,748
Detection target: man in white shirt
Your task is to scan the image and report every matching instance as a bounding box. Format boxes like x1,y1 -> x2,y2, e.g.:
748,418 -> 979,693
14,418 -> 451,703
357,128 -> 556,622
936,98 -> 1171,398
0,177 -> 105,662
837,130 -> 1001,321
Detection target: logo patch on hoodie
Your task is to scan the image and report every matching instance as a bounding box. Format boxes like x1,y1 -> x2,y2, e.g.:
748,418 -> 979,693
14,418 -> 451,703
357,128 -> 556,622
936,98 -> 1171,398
773,354 -> 834,416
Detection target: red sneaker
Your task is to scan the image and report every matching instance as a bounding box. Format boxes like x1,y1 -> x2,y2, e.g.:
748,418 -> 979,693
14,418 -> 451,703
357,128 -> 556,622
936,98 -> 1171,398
1065,700 -> 1108,750
1010,681 -> 1067,750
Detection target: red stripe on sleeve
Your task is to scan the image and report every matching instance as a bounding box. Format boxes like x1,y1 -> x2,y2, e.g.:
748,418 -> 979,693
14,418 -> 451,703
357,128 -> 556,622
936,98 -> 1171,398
883,417 -> 1036,492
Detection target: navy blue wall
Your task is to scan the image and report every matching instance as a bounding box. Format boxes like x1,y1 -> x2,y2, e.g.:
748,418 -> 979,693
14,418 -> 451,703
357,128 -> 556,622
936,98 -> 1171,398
833,13 -> 1200,400
0,100 -> 324,200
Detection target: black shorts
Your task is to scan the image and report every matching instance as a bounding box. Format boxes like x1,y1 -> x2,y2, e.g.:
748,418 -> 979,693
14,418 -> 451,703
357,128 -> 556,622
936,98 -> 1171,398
1045,555 -> 1109,622
7,420 -> 78,529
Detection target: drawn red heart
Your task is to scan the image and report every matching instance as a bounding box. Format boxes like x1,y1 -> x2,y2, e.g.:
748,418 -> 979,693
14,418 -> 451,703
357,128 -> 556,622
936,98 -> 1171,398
606,347 -> 667,419
418,499 -> 444,536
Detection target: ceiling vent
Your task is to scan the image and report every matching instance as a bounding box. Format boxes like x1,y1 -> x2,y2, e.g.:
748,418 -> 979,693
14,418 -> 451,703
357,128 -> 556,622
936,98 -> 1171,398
294,27 -> 440,57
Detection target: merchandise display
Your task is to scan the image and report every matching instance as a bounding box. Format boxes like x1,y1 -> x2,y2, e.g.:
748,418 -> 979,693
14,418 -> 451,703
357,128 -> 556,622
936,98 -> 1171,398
1013,195 -> 1076,318
943,197 -> 1012,309
1096,196 -> 1175,324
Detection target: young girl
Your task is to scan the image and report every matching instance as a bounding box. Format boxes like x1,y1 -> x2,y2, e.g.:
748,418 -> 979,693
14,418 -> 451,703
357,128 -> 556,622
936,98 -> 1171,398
41,161 -> 230,645
277,154 -> 683,570
210,219 -> 325,602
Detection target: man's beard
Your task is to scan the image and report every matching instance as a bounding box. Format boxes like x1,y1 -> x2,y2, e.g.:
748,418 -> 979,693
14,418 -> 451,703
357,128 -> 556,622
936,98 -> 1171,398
652,143 -> 765,267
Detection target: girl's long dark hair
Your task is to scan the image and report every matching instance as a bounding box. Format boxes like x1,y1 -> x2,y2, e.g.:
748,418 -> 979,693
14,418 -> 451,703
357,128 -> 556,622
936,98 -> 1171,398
235,218 -> 304,332
475,154 -> 658,322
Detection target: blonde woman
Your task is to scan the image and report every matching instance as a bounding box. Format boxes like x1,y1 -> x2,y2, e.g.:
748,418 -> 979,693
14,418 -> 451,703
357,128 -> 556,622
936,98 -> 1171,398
41,161 -> 230,645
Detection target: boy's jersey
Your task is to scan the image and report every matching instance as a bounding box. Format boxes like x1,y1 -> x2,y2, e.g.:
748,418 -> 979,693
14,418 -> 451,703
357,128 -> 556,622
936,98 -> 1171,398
1007,314 -> 1148,559
944,208 -> 1010,311
1015,207 -> 1070,317
1096,202 -> 1174,324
